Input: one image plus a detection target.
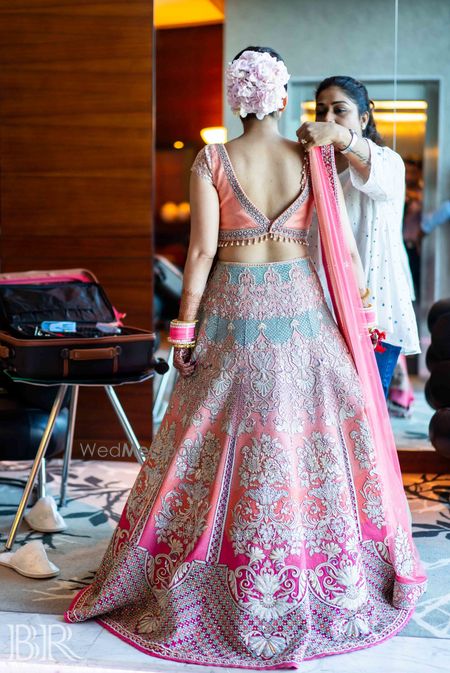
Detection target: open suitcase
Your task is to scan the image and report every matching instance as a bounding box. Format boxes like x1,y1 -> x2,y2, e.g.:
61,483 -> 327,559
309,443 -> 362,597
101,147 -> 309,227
0,269 -> 158,381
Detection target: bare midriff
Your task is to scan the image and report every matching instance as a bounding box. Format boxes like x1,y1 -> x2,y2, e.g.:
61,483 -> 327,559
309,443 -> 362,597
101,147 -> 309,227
217,238 -> 309,264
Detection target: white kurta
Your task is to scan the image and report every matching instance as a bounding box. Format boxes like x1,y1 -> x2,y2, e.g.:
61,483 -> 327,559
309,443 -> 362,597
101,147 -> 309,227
309,139 -> 420,355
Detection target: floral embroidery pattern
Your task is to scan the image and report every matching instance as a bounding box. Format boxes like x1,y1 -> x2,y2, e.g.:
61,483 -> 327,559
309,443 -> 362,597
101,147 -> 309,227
350,420 -> 386,530
110,421 -> 178,556
393,524 -> 415,577
154,430 -> 221,561
230,433 -> 303,559
296,431 -> 360,557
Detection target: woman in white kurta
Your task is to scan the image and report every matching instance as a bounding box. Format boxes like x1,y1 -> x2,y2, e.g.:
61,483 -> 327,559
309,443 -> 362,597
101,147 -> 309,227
298,75 -> 419,395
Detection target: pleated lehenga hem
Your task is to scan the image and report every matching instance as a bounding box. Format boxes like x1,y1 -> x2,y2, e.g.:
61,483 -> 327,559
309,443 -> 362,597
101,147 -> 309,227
64,539 -> 423,669
93,611 -> 414,670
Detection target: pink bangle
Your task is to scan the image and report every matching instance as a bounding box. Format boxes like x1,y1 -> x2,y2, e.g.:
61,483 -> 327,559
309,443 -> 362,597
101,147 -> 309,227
169,319 -> 197,346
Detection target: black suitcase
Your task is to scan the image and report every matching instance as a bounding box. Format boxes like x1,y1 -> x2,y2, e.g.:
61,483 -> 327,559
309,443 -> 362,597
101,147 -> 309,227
0,269 -> 157,381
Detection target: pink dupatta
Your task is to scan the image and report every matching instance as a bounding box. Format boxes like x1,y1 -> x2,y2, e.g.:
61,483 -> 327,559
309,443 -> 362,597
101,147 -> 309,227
309,145 -> 426,608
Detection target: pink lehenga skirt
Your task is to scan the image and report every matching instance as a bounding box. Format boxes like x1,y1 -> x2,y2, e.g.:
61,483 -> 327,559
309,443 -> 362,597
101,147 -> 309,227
65,258 -> 424,669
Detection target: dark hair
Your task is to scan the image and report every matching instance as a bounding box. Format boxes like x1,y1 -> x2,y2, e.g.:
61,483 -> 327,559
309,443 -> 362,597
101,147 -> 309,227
233,45 -> 285,64
315,75 -> 385,146
231,46 -> 287,120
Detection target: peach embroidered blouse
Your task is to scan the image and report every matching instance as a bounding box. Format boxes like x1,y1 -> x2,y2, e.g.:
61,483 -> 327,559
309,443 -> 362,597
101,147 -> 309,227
191,143 -> 314,247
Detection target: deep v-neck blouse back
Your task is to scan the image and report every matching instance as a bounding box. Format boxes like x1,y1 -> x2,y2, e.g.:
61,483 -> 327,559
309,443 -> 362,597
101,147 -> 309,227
191,143 -> 314,247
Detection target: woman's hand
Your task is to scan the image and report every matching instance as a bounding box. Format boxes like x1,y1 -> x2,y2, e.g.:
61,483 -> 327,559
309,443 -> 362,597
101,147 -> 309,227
297,121 -> 350,151
173,347 -> 196,378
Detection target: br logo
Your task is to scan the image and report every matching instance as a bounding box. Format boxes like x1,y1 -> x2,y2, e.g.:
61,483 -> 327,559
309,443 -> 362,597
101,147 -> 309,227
8,624 -> 82,662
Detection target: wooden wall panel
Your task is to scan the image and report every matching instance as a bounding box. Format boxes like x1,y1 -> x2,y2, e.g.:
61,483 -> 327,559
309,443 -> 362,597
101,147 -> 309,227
0,0 -> 154,458
155,25 -> 223,146
1,177 -> 152,234
1,125 -> 153,173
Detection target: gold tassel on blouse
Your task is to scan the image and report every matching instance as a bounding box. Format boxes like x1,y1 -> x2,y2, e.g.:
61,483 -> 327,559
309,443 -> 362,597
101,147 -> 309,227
218,232 -> 309,247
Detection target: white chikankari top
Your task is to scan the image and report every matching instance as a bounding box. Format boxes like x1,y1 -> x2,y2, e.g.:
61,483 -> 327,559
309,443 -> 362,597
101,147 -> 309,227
309,139 -> 420,355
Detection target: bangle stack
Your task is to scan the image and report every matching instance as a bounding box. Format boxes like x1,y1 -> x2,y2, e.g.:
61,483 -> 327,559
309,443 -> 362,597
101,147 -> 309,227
168,319 -> 197,349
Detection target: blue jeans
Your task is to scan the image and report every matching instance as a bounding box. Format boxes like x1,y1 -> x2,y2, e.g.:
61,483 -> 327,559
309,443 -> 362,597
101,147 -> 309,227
374,342 -> 401,399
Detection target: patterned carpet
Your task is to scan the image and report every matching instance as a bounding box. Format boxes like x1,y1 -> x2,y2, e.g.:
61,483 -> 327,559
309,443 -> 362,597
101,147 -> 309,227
403,473 -> 450,638
0,460 -> 139,614
0,459 -> 449,641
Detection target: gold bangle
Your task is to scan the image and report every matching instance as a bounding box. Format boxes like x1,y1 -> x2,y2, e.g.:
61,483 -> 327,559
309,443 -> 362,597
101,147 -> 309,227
171,319 -> 198,326
168,340 -> 197,349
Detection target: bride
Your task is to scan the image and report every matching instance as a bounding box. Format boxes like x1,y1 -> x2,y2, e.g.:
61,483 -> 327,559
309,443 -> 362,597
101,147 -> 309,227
65,46 -> 426,668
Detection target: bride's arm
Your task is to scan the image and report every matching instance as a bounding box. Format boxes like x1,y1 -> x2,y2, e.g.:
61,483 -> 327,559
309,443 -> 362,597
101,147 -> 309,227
178,172 -> 220,322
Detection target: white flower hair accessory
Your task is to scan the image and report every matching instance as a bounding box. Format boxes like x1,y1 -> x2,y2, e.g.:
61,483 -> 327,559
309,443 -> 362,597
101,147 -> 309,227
226,50 -> 290,120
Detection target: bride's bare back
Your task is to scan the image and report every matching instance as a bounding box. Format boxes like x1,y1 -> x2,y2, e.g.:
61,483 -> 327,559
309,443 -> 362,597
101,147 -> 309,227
218,135 -> 309,263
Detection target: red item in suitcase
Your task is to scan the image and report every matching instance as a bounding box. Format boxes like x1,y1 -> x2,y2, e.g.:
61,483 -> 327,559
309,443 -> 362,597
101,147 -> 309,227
0,269 -> 156,381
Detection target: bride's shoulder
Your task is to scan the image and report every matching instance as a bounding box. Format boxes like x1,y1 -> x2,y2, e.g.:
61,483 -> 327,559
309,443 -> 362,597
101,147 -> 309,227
280,138 -> 307,165
223,138 -> 244,155
283,138 -> 304,154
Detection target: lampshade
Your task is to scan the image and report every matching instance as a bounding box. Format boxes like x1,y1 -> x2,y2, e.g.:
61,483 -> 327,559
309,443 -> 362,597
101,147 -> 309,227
200,126 -> 227,144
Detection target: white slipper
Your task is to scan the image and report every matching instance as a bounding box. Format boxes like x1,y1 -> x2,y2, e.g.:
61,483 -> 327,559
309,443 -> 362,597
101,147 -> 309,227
25,495 -> 67,533
0,540 -> 60,579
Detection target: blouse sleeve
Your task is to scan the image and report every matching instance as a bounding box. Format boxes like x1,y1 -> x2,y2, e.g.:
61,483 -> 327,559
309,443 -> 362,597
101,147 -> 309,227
348,139 -> 405,202
190,145 -> 214,185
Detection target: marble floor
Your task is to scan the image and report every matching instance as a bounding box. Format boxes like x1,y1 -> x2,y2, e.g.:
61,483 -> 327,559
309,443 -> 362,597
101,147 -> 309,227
0,610 -> 448,673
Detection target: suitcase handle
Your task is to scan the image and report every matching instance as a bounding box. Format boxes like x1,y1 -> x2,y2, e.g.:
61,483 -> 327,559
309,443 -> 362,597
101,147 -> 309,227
61,346 -> 121,376
68,346 -> 121,361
